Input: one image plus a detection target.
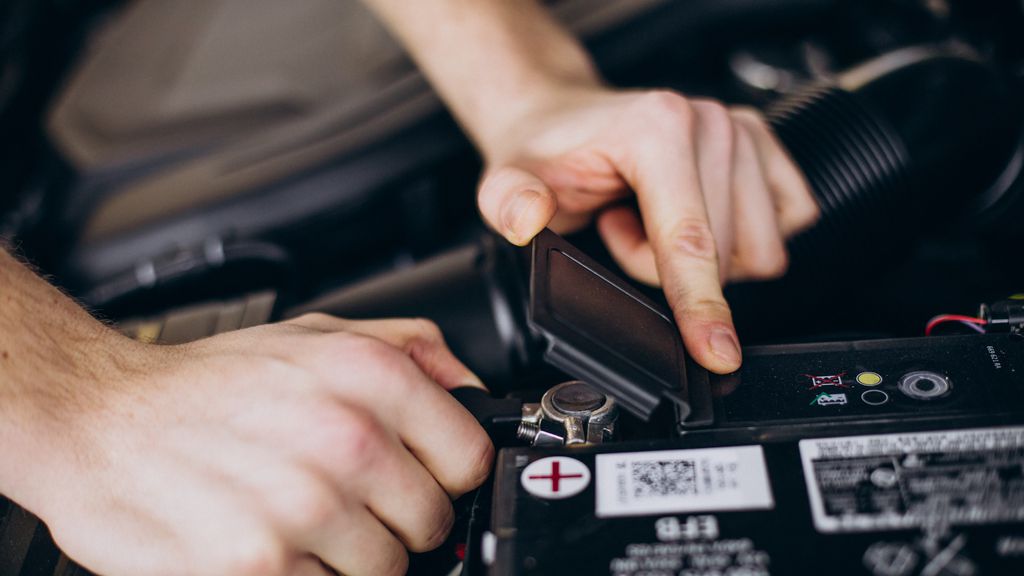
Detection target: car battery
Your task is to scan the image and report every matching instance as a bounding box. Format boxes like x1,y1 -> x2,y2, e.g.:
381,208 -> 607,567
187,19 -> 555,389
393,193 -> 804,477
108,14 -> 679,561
484,420 -> 1024,576
469,231 -> 1024,575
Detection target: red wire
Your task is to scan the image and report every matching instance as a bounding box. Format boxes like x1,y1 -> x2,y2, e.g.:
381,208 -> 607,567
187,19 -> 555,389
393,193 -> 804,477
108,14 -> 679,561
925,314 -> 987,336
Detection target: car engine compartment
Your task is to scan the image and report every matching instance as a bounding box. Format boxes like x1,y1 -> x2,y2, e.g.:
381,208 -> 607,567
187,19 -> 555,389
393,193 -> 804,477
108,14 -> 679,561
1,1 -> 1023,575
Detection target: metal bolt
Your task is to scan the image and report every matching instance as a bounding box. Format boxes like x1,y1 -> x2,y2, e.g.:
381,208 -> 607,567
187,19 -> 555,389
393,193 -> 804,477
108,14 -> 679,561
516,421 -> 540,443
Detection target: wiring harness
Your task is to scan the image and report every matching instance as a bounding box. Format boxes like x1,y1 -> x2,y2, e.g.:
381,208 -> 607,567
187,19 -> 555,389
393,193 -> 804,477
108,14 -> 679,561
926,296 -> 1024,336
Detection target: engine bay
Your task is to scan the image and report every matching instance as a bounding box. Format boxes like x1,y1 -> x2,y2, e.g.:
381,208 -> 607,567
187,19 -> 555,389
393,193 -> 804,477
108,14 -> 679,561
1,1 -> 1024,575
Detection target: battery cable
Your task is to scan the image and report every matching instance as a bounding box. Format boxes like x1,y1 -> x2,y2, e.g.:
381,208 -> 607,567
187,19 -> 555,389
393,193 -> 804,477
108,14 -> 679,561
925,314 -> 988,336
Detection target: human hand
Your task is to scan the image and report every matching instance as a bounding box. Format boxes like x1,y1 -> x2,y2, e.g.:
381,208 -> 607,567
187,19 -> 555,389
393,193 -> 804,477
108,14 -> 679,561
26,315 -> 492,576
477,88 -> 819,373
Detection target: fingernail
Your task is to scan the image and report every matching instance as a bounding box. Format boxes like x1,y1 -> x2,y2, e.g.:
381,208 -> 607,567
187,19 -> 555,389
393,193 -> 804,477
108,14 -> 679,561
502,190 -> 541,244
709,327 -> 741,368
463,373 -> 489,391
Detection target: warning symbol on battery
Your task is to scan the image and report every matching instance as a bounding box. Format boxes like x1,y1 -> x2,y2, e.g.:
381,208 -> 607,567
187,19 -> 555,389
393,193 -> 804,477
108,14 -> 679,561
805,373 -> 850,390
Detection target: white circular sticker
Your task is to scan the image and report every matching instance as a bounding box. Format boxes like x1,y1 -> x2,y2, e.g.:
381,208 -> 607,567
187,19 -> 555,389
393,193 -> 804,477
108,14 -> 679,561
520,456 -> 591,500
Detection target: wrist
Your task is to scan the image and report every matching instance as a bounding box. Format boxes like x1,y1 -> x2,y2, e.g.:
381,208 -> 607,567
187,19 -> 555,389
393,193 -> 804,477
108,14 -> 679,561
0,252 -> 152,517
0,328 -> 145,516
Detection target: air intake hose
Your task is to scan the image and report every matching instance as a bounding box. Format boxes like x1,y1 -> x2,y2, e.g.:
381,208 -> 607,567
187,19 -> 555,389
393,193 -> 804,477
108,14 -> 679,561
768,45 -> 1022,260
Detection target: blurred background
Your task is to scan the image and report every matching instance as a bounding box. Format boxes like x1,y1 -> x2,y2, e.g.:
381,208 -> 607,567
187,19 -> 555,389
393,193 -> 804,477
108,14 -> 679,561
0,0 -> 1022,374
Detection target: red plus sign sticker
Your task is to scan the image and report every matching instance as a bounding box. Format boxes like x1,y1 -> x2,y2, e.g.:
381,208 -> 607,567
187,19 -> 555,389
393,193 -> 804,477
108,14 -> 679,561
521,456 -> 591,500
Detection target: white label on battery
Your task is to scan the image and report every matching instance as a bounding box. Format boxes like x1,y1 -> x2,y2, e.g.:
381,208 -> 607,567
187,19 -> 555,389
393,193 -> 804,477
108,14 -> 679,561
594,446 -> 774,518
799,426 -> 1024,533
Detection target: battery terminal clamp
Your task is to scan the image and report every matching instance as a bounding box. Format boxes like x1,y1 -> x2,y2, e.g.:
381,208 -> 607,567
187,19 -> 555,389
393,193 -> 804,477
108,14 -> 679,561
451,380 -> 618,448
517,381 -> 619,447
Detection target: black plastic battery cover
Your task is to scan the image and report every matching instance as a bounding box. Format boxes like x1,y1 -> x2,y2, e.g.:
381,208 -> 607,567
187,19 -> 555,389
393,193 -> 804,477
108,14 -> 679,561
529,229 -> 711,422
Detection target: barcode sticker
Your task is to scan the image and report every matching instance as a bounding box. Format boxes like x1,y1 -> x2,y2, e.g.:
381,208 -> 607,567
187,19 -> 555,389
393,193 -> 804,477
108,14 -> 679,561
595,446 -> 774,518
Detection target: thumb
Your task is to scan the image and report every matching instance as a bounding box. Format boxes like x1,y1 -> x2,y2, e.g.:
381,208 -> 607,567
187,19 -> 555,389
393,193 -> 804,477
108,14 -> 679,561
478,165 -> 558,246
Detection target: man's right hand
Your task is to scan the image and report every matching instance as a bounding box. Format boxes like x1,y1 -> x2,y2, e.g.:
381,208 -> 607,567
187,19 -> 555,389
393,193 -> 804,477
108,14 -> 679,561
22,315 -> 493,576
359,0 -> 819,375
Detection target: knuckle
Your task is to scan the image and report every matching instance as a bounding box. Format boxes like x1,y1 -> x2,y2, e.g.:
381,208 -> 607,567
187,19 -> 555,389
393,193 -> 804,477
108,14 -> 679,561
219,537 -> 287,576
302,332 -> 353,364
410,317 -> 444,343
695,101 -> 736,155
730,105 -> 764,127
734,120 -> 755,150
766,249 -> 790,277
339,421 -> 380,470
427,504 -> 457,551
482,165 -> 520,191
697,100 -> 731,130
327,409 -> 382,473
796,199 -> 821,229
678,297 -> 733,319
409,501 -> 455,552
378,548 -> 410,576
297,312 -> 333,325
451,435 -> 495,495
746,248 -> 790,280
665,219 -> 718,262
279,479 -> 336,532
637,90 -> 694,130
346,334 -> 402,367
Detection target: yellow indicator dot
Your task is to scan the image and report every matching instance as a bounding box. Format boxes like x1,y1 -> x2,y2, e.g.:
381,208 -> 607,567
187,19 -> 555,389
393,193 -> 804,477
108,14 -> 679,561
856,372 -> 883,386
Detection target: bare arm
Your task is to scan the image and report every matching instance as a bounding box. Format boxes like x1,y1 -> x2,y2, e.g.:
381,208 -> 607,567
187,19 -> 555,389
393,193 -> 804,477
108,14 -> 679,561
361,0 -> 600,157
363,0 -> 820,374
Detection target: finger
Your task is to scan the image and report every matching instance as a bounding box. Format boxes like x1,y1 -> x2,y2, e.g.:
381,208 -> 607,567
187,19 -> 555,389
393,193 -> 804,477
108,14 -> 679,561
477,164 -> 558,245
151,421 -> 350,572
306,501 -> 408,576
597,205 -> 659,285
731,107 -> 819,236
286,314 -> 486,391
728,122 -> 790,282
215,395 -> 469,551
690,99 -> 736,281
548,209 -> 594,236
608,91 -> 741,374
331,407 -> 456,553
270,402 -> 455,553
289,557 -> 335,576
524,150 -> 630,235
352,318 -> 486,391
297,334 -> 494,497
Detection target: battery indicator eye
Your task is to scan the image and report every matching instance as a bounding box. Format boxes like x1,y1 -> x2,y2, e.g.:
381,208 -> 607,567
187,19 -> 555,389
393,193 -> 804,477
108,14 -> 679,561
856,372 -> 883,386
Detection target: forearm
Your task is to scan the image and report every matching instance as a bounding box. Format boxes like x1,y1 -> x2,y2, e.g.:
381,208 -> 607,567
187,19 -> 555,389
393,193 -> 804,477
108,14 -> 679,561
0,250 -> 137,514
361,0 -> 603,157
